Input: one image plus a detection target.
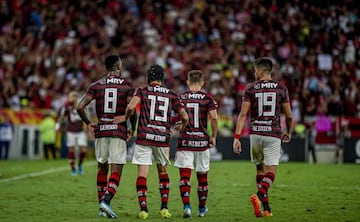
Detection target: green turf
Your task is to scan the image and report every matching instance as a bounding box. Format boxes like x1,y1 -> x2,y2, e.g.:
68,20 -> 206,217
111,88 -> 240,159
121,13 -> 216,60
0,159 -> 359,222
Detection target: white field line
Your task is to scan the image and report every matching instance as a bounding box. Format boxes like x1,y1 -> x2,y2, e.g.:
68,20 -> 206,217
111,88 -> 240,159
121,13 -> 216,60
0,161 -> 97,183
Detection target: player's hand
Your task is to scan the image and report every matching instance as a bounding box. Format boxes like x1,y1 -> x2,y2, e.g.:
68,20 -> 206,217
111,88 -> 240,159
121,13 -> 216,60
282,132 -> 291,143
87,122 -> 96,140
173,121 -> 183,132
113,115 -> 126,124
233,139 -> 242,155
209,136 -> 216,148
127,129 -> 135,141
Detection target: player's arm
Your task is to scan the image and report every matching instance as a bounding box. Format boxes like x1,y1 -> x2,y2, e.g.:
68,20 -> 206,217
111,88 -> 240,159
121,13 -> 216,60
76,94 -> 93,125
208,109 -> 218,147
125,96 -> 141,120
233,101 -> 250,154
282,102 -> 293,142
178,107 -> 189,131
55,108 -> 65,131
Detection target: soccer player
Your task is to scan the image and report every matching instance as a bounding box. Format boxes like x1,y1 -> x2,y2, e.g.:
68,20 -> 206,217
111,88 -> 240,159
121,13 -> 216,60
232,58 -> 293,217
124,64 -> 188,219
57,91 -> 88,176
77,55 -> 136,219
174,70 -> 218,218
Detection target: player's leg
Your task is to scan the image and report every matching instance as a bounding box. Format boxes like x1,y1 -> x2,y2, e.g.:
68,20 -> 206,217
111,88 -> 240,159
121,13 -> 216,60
249,135 -> 265,217
258,165 -> 277,217
99,137 -> 127,218
67,132 -> 76,175
257,136 -> 281,217
255,164 -> 269,213
154,146 -> 172,219
132,144 -> 152,219
95,138 -> 110,217
195,150 -> 210,217
174,150 -> 194,218
77,131 -> 88,175
68,146 -> 76,175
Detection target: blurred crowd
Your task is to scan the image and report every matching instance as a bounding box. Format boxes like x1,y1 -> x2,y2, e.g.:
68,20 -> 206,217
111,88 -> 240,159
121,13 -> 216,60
1,0 -> 359,129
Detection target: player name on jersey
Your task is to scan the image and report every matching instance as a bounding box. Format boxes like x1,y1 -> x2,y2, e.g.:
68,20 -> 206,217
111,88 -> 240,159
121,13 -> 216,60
181,140 -> 208,147
100,124 -> 118,131
252,126 -> 272,132
145,133 -> 166,142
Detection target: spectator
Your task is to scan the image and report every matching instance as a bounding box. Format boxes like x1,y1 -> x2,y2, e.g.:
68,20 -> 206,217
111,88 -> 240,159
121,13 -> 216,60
0,115 -> 14,160
38,112 -> 57,160
0,0 -> 358,136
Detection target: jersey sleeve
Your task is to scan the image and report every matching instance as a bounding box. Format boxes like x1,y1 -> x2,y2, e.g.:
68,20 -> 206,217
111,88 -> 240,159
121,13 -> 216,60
172,93 -> 185,113
208,94 -> 218,111
133,87 -> 142,98
243,84 -> 252,102
281,86 -> 290,103
86,82 -> 96,98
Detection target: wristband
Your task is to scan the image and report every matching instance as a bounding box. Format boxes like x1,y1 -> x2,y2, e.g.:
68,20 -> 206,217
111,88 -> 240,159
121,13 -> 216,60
234,133 -> 241,139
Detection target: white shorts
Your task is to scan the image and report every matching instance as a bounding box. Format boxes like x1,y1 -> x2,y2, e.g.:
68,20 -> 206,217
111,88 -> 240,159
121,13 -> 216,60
66,132 -> 87,147
95,137 -> 127,164
131,144 -> 171,166
250,134 -> 281,166
174,150 -> 210,172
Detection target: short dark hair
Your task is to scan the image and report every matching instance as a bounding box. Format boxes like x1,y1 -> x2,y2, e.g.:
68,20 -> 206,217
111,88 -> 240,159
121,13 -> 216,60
105,55 -> 121,71
188,70 -> 203,83
147,64 -> 165,83
253,57 -> 273,73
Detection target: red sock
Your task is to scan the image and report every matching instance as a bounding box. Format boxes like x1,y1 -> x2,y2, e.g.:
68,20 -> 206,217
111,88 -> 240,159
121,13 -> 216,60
197,172 -> 208,208
159,173 -> 170,209
256,174 -> 268,203
97,170 -> 108,203
179,168 -> 191,206
258,172 -> 275,200
105,172 -> 120,202
79,151 -> 86,166
136,176 -> 148,211
68,151 -> 75,170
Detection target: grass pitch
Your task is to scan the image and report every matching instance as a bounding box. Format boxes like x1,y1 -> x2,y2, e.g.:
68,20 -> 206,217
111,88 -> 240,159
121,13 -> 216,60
0,159 -> 358,222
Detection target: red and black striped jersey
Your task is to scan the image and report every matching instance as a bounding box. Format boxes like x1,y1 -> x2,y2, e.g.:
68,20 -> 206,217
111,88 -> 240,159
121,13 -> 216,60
135,83 -> 184,147
60,102 -> 83,132
86,75 -> 134,139
243,79 -> 290,138
177,90 -> 218,151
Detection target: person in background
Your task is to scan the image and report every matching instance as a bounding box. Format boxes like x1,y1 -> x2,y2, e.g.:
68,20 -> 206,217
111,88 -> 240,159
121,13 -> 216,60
77,55 -> 136,219
335,121 -> 350,164
124,64 -> 188,219
39,112 -> 57,160
57,91 -> 88,176
307,122 -> 317,163
233,58 -> 293,217
174,70 -> 218,218
0,116 -> 14,160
